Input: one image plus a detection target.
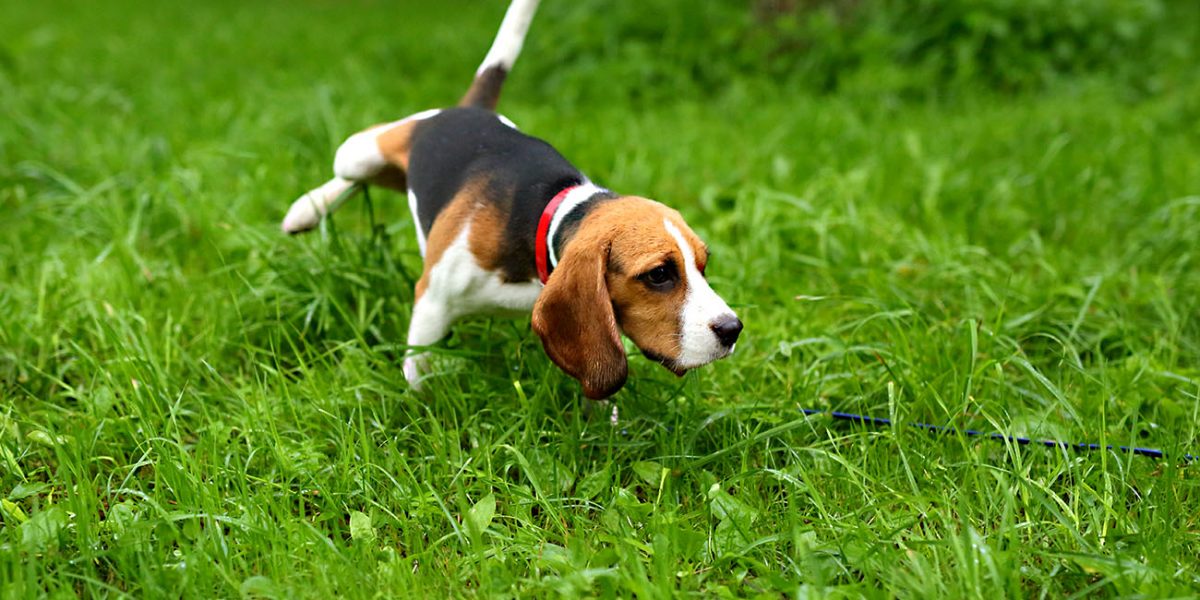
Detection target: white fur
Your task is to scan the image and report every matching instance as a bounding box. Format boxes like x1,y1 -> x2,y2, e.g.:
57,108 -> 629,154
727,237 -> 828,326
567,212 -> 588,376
545,182 -> 607,268
664,219 -> 738,368
333,109 -> 441,181
477,0 -> 541,75
403,293 -> 452,390
431,223 -> 542,315
282,177 -> 357,233
403,108 -> 444,123
497,114 -> 518,129
332,127 -> 388,181
408,189 -> 427,257
403,220 -> 543,387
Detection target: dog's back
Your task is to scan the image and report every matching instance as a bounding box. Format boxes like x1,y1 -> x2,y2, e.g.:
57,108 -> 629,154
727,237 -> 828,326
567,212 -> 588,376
407,108 -> 582,259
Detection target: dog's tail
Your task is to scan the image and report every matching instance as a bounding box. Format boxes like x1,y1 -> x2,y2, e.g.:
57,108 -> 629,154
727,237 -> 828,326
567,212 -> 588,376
459,0 -> 541,110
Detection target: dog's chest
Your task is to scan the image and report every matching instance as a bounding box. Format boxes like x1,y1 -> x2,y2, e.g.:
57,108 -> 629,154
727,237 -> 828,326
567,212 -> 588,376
427,224 -> 542,316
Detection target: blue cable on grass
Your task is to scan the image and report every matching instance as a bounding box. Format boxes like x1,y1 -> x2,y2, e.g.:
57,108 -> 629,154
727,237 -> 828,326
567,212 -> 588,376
801,409 -> 1196,463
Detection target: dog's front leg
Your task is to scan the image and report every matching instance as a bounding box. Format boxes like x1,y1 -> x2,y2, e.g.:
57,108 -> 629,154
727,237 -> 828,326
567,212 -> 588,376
403,293 -> 455,391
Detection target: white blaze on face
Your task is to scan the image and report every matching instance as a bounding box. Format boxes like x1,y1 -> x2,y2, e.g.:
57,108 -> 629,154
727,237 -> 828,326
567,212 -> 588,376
663,218 -> 738,367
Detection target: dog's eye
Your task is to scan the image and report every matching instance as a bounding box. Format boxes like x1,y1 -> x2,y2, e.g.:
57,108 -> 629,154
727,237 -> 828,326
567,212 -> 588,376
639,264 -> 676,291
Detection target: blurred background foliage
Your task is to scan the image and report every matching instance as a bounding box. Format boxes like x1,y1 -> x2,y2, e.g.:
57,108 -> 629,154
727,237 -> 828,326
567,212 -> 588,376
524,0 -> 1196,100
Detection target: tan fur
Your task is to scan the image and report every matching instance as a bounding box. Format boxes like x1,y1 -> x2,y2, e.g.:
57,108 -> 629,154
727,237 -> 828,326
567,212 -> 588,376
467,195 -> 511,274
460,66 -> 508,110
360,119 -> 424,193
414,184 -> 480,300
375,120 -> 421,171
367,165 -> 408,193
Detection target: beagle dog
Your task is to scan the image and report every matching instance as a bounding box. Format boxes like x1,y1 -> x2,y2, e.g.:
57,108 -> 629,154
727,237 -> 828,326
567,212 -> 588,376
282,0 -> 742,399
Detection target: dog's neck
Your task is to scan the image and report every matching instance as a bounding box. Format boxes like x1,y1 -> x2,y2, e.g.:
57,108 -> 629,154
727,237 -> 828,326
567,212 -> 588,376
538,182 -> 616,282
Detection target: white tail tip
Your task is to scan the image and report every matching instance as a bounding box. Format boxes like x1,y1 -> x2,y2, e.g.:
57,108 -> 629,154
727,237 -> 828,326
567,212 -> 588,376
476,0 -> 541,75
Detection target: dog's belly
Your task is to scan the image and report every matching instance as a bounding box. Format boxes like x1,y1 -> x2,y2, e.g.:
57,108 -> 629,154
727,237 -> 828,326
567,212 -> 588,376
456,277 -> 542,317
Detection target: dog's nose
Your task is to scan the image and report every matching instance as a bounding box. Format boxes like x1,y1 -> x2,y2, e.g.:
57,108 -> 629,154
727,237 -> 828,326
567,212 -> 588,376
710,314 -> 743,347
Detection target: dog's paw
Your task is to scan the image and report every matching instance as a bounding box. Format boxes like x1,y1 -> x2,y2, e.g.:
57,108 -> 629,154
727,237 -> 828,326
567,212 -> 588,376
403,355 -> 428,391
282,178 -> 356,234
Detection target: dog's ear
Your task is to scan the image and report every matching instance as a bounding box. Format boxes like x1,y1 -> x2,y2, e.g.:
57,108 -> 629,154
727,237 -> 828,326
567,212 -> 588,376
532,239 -> 627,399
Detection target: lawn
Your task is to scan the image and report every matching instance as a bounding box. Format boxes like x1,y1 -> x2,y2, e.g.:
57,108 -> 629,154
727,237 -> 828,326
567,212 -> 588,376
2,0 -> 1199,597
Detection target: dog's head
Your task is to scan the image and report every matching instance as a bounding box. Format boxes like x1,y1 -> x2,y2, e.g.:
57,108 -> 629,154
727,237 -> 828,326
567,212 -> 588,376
531,197 -> 742,399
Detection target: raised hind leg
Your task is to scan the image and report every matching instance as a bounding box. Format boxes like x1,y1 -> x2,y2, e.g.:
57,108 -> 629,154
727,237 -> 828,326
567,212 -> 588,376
281,109 -> 441,234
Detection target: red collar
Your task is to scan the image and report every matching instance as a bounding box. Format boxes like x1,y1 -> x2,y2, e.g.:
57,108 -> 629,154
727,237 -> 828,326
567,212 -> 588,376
535,185 -> 579,284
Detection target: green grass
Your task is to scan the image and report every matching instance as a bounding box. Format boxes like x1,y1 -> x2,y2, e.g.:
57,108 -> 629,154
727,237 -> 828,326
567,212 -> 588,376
3,0 -> 1200,597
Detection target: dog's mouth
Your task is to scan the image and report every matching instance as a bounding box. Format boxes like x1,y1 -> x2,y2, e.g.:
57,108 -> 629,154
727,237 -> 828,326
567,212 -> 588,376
649,343 -> 738,376
640,349 -> 689,377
